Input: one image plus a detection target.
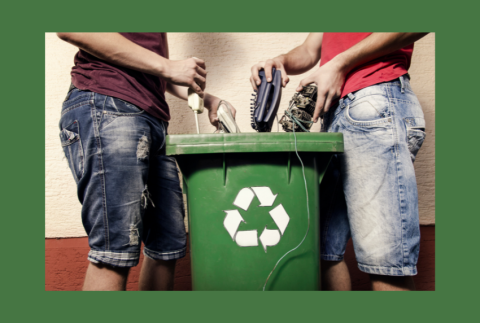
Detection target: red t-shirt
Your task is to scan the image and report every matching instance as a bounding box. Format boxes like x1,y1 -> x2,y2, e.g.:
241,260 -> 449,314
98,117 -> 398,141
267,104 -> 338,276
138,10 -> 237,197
320,33 -> 413,98
71,33 -> 170,121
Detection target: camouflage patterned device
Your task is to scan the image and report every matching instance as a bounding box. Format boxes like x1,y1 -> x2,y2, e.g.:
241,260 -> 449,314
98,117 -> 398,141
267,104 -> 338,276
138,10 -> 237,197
279,84 -> 318,132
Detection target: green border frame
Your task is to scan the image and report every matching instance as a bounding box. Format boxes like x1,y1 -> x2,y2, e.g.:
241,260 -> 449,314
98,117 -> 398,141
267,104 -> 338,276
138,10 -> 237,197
3,0 -> 472,320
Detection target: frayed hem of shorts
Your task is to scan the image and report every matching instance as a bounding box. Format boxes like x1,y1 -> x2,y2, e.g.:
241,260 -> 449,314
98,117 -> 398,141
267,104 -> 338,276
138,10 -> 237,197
143,246 -> 186,261
357,263 -> 417,276
320,254 -> 344,261
88,250 -> 140,268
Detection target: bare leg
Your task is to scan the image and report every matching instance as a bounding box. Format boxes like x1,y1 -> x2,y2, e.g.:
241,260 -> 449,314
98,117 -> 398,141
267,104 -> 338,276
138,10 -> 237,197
370,275 -> 416,291
82,262 -> 130,291
321,259 -> 351,291
138,257 -> 176,291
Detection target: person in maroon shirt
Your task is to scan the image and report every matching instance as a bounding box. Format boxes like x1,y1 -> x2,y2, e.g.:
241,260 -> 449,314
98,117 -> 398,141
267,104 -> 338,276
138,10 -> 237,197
251,33 -> 429,291
57,33 -> 232,291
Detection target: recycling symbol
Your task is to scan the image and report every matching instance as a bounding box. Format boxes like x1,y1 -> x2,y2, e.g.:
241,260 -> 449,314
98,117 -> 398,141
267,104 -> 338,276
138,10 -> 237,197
223,187 -> 290,252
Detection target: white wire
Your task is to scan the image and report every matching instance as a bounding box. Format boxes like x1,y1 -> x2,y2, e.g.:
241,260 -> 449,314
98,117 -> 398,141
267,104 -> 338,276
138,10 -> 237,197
263,125 -> 310,291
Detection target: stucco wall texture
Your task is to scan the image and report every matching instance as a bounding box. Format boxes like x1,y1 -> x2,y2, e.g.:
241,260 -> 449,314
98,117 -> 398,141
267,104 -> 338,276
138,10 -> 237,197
45,33 -> 435,238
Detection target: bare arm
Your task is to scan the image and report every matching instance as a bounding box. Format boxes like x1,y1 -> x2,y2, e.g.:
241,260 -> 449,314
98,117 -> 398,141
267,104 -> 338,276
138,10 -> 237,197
161,34 -> 226,127
57,32 -> 206,97
250,33 -> 323,89
331,33 -> 429,75
58,32 -> 230,127
297,32 -> 429,122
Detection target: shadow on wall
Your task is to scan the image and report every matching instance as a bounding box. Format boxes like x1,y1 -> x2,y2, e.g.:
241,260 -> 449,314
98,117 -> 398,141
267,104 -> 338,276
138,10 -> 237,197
167,33 -> 248,135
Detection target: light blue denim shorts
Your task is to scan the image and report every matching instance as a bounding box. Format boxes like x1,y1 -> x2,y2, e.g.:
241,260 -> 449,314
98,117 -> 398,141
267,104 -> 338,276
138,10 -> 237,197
320,75 -> 426,276
59,87 -> 187,267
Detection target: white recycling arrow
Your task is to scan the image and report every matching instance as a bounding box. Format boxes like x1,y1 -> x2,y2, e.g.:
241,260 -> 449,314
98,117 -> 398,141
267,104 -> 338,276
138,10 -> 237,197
223,210 -> 245,240
269,204 -> 290,235
251,187 -> 277,207
233,188 -> 255,211
259,227 -> 281,252
236,230 -> 258,247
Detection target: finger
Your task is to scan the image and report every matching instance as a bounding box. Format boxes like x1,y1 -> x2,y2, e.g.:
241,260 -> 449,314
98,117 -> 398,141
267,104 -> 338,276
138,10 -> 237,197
264,60 -> 275,82
192,57 -> 206,69
194,74 -> 206,91
296,76 -> 313,92
195,65 -> 207,78
313,91 -> 327,122
251,63 -> 263,87
212,118 -> 219,128
322,94 -> 333,117
190,82 -> 204,98
280,68 -> 290,87
250,76 -> 258,91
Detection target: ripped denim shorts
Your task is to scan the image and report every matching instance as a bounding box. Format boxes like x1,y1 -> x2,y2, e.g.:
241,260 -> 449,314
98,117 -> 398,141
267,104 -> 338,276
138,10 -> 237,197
59,87 -> 186,267
320,75 -> 426,276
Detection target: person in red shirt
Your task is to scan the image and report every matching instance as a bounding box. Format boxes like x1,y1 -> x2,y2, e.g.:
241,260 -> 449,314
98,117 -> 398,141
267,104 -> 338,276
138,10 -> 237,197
251,33 -> 429,291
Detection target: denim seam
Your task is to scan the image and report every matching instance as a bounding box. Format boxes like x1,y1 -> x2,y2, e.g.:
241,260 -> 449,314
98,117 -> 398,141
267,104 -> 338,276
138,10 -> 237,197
61,92 -> 94,113
89,251 -> 140,260
159,121 -> 167,152
60,120 -> 80,147
388,84 -> 409,268
114,97 -> 145,111
61,101 -> 92,117
143,246 -> 187,261
320,254 -> 344,261
92,94 -> 110,250
76,121 -> 85,179
61,121 -> 85,181
357,263 -> 417,276
67,145 -> 78,183
392,98 -> 419,105
88,255 -> 139,268
61,136 -> 79,147
102,111 -> 145,117
144,246 -> 187,255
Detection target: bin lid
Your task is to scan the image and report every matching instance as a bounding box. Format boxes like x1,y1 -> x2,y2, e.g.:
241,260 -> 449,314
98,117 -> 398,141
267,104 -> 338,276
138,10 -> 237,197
166,132 -> 343,155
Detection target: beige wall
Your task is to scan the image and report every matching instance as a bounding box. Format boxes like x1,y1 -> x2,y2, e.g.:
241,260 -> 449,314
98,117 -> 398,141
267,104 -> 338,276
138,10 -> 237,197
45,33 -> 435,238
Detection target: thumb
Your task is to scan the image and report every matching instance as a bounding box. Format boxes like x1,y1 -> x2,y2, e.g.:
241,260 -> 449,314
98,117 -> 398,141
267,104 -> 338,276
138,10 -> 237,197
282,72 -> 290,87
296,76 -> 313,92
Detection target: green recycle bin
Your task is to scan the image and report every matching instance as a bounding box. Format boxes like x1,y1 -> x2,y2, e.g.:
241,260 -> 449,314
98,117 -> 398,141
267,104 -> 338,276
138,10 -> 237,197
166,132 -> 343,291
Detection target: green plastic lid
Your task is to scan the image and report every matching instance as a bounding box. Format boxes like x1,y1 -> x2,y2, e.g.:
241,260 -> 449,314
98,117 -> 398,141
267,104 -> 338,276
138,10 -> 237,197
166,132 -> 343,155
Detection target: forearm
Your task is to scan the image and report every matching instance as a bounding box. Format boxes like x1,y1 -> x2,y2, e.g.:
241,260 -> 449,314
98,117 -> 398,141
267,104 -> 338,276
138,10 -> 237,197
332,32 -> 429,74
57,32 -> 168,77
276,33 -> 323,75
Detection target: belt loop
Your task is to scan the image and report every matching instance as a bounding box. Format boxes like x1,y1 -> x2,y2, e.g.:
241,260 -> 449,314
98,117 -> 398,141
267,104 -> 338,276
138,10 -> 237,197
399,75 -> 405,93
347,93 -> 355,100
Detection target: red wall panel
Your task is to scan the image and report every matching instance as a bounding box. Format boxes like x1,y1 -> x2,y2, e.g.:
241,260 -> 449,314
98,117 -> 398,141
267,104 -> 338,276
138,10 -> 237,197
45,226 -> 434,291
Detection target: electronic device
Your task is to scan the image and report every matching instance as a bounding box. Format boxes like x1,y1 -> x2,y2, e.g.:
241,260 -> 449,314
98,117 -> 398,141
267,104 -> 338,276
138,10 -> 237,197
279,84 -> 317,132
188,88 -> 204,134
217,100 -> 241,133
250,68 -> 282,132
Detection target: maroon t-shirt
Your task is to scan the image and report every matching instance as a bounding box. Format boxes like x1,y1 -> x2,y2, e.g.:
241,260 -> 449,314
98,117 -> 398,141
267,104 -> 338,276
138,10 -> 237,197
321,33 -> 413,98
71,33 -> 170,121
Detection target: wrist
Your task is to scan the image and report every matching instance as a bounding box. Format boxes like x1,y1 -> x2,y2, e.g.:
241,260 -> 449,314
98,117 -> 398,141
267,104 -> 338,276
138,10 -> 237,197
203,93 -> 220,111
331,52 -> 355,75
154,56 -> 170,78
273,55 -> 286,67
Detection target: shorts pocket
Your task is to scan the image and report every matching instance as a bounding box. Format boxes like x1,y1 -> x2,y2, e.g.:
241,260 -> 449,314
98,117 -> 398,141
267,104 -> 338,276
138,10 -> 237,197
404,117 -> 426,163
345,95 -> 392,128
103,97 -> 145,116
60,120 -> 84,182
